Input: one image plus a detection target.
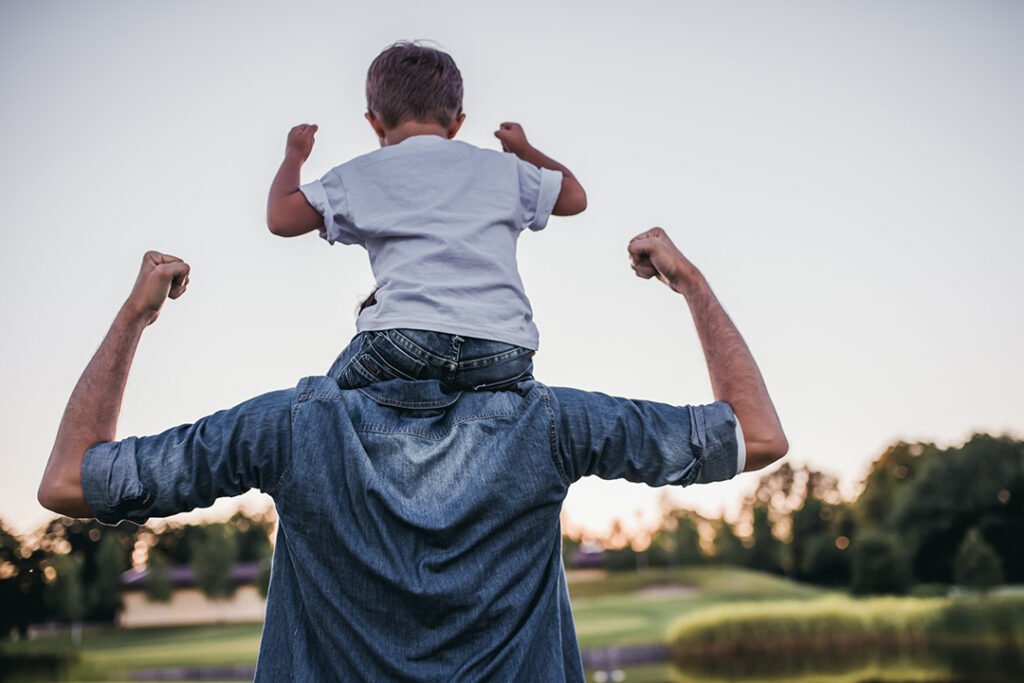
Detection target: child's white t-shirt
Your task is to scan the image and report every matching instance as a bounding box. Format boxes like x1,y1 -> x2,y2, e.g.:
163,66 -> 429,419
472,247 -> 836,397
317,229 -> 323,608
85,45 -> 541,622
300,135 -> 562,350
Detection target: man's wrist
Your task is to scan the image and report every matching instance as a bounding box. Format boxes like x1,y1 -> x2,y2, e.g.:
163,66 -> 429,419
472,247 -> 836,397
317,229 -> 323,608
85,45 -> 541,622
117,299 -> 157,332
669,265 -> 707,298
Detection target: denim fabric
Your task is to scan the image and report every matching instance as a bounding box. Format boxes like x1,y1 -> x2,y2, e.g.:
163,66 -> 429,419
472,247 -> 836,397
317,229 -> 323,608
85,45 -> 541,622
329,329 -> 535,392
81,378 -> 741,681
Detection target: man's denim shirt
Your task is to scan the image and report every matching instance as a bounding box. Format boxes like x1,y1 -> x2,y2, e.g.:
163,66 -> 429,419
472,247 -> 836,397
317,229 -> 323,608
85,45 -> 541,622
82,377 -> 741,681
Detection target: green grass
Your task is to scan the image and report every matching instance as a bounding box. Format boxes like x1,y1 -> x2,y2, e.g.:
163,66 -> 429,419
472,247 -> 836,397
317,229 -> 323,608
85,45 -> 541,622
6,567 -> 816,679
667,593 -> 1024,655
663,592 -> 1024,683
6,623 -> 263,681
571,565 -> 825,649
13,568 -> 1021,682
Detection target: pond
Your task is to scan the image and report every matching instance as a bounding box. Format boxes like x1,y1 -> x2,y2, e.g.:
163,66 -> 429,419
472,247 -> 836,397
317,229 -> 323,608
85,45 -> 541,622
659,643 -> 1024,683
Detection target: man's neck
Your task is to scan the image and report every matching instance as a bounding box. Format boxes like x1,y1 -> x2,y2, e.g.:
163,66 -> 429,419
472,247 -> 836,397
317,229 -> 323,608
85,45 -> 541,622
382,120 -> 450,146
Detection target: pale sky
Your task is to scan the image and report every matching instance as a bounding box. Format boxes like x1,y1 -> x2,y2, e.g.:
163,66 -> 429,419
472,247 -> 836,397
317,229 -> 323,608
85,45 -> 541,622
2,1 -> 1022,539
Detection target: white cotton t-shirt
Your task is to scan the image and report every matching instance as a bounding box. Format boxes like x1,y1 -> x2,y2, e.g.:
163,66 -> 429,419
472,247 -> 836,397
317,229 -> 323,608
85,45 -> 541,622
300,135 -> 563,351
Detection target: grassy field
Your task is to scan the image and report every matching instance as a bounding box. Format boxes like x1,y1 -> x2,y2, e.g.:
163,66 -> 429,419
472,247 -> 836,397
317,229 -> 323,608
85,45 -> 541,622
14,567 -> 1020,682
2,566 -> 822,681
570,566 -> 823,649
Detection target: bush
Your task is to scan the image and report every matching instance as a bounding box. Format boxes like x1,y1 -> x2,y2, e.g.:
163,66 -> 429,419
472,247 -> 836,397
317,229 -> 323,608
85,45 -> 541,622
668,595 -> 944,658
850,532 -> 909,595
800,535 -> 850,586
954,527 -> 1004,591
668,593 -> 1024,670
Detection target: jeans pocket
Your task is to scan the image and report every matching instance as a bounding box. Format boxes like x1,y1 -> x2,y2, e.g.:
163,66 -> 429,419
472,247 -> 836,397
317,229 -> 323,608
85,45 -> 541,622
355,333 -> 426,382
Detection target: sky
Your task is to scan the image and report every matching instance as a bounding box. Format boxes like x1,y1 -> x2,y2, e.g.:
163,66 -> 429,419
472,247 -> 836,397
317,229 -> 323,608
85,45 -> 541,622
2,1 -> 1022,541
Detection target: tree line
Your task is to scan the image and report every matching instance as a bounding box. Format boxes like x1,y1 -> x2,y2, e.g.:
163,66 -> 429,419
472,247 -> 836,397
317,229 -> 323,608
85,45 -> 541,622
564,433 -> 1022,595
0,511 -> 273,640
3,432 -> 1021,640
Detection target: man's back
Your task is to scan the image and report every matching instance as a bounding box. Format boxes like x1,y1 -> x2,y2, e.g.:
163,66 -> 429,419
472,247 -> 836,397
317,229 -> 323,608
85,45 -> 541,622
81,374 -> 740,680
260,376 -> 740,680
263,377 -> 576,680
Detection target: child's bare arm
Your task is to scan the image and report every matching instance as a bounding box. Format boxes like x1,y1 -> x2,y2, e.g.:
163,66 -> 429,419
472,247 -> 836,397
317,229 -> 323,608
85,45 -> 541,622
494,122 -> 587,216
267,124 -> 325,237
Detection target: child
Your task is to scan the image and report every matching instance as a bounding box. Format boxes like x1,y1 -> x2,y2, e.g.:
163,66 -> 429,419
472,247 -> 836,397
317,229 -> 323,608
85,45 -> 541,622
266,41 -> 587,391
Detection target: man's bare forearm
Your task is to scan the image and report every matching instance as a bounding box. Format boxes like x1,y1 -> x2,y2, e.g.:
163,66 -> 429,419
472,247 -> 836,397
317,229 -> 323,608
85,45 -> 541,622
39,307 -> 147,516
677,272 -> 788,470
627,228 -> 787,471
39,252 -> 191,517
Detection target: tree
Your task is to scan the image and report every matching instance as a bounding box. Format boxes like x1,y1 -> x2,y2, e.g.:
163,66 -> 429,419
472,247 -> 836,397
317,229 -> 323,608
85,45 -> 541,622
256,545 -> 273,599
649,513 -> 704,567
89,531 -> 127,621
954,527 -> 1004,592
800,534 -> 850,586
790,496 -> 829,579
561,534 -> 580,569
44,551 -> 85,645
890,434 -> 1024,584
190,524 -> 239,599
0,520 -> 47,639
229,512 -> 274,563
748,506 -> 783,574
711,520 -> 749,566
855,441 -> 937,529
145,548 -> 173,603
39,517 -> 137,622
149,524 -> 206,565
850,531 -> 909,595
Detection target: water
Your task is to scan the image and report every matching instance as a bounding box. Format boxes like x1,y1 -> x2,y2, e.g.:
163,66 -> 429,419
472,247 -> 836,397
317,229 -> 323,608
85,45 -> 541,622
664,643 -> 1024,683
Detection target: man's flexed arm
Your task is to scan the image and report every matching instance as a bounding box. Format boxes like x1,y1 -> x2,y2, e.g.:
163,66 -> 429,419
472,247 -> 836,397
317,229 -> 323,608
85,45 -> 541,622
628,228 -> 788,471
38,252 -> 190,517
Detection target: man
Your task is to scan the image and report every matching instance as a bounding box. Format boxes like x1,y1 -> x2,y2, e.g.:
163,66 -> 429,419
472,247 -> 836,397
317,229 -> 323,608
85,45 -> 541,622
38,228 -> 787,681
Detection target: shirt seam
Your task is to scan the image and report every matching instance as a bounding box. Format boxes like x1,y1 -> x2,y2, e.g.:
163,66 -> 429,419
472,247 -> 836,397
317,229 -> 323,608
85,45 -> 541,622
542,387 -> 571,487
353,409 -> 521,442
267,380 -> 305,495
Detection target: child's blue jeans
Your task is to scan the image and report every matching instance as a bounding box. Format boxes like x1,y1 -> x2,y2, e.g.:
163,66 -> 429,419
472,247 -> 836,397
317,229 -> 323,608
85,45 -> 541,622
328,329 -> 535,392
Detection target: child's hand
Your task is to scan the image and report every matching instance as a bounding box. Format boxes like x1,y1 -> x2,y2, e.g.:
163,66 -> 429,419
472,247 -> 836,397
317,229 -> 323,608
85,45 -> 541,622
286,124 -> 318,162
494,122 -> 531,156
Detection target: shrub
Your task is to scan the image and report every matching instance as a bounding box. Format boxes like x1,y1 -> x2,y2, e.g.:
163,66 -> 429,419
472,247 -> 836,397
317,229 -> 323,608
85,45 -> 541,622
850,532 -> 910,595
953,528 -> 1004,591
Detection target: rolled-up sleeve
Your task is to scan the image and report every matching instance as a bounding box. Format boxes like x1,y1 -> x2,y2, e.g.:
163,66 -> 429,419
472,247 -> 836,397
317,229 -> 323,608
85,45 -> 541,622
549,387 -> 741,487
299,169 -> 361,246
516,159 -> 562,232
81,387 -> 296,525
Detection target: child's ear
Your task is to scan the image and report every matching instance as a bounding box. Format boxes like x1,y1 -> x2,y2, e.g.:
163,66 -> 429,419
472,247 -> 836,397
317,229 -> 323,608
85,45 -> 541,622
447,112 -> 466,139
365,112 -> 387,146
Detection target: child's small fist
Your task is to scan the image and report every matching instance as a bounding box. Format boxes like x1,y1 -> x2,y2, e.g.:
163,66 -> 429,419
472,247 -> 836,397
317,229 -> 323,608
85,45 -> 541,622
286,124 -> 318,162
494,122 -> 530,155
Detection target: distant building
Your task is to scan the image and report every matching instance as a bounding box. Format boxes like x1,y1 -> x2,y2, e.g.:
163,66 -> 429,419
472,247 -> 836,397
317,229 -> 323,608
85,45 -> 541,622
571,542 -> 606,569
119,562 -> 265,627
